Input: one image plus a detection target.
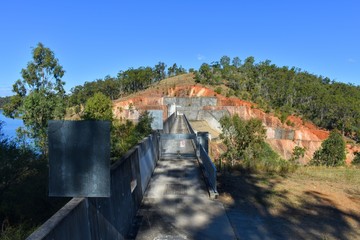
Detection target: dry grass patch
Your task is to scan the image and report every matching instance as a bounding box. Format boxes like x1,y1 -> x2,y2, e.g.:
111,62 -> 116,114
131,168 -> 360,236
218,167 -> 360,239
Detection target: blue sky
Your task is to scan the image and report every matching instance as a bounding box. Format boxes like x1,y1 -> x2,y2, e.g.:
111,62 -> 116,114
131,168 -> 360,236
0,0 -> 359,97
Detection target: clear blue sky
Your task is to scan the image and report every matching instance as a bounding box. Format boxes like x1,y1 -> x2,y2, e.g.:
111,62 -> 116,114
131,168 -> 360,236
0,0 -> 359,97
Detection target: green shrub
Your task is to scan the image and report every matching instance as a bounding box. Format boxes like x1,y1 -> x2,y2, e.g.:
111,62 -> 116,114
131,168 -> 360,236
352,152 -> 360,166
286,120 -> 295,127
214,86 -> 222,94
219,115 -> 296,174
0,223 -> 37,240
310,130 -> 345,166
243,142 -> 297,175
82,92 -> 113,121
290,146 -> 306,163
110,111 -> 153,162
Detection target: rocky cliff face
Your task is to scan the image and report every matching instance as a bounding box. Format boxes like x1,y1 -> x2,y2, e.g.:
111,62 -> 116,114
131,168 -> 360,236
112,84 -> 357,164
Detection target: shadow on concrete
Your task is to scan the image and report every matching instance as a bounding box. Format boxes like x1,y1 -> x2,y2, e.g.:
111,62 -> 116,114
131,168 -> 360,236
126,157 -> 236,239
217,170 -> 360,239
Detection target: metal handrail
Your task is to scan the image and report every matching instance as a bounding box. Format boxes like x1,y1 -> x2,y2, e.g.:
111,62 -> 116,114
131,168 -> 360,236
183,114 -> 217,194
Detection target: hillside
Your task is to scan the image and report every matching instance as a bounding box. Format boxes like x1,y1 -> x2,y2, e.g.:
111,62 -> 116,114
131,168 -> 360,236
111,73 -> 359,164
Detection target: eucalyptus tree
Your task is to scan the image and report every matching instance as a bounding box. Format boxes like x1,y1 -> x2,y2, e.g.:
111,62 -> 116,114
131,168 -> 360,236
4,43 -> 66,154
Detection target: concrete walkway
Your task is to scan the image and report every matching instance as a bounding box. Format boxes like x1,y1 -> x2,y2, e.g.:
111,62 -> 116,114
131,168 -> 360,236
129,116 -> 236,240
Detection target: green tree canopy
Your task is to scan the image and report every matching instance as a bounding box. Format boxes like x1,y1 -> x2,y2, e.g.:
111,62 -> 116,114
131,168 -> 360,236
82,92 -> 113,121
311,130 -> 346,166
219,114 -> 266,166
153,62 -> 167,82
3,43 -> 66,154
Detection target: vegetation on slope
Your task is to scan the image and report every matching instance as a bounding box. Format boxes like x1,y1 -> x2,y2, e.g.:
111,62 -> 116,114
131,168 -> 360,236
219,114 -> 296,174
194,56 -> 360,140
67,55 -> 360,142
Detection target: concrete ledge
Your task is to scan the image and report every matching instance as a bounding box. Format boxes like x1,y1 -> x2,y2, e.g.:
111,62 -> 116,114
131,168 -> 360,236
27,198 -> 90,240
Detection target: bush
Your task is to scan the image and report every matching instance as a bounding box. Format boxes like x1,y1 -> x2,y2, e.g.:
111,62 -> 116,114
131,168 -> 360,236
290,146 -> 306,163
0,223 -> 37,240
82,92 -> 113,121
219,115 -> 296,174
214,86 -> 222,94
110,111 -> 153,162
352,152 -> 360,166
0,124 -> 67,238
243,142 -> 297,174
310,130 -> 345,166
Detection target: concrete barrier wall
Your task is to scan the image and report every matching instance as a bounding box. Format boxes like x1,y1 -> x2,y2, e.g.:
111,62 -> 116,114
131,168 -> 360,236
183,114 -> 217,196
26,198 -> 91,240
178,109 -> 229,133
138,134 -> 159,193
27,130 -> 163,240
163,112 -> 176,133
164,97 -> 217,107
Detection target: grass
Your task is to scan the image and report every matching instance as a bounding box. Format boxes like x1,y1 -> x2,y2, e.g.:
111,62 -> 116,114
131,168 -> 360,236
293,166 -> 360,185
218,165 -> 360,239
0,223 -> 38,240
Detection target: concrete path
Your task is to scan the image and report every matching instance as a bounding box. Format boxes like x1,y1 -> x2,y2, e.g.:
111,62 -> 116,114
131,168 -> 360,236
129,115 -> 236,240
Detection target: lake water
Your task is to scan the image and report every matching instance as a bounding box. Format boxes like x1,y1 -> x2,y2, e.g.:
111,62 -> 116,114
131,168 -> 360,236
0,109 -> 24,139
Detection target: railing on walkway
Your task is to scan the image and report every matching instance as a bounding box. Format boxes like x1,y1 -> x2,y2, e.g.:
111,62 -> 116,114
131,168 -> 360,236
199,144 -> 217,194
27,115 -> 177,240
163,112 -> 176,133
183,113 -> 196,135
26,113 -> 217,239
183,114 -> 218,196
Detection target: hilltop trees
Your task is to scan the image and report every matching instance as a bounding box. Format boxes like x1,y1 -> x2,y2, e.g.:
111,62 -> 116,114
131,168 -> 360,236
3,43 -> 66,154
154,62 -> 167,82
194,55 -> 360,139
68,61 -> 189,110
167,63 -> 187,77
118,67 -> 154,93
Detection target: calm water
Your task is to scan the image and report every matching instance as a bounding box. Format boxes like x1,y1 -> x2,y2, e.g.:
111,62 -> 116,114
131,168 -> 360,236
0,109 -> 24,139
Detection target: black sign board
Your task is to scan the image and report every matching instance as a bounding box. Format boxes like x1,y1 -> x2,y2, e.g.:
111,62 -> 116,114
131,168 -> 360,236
48,120 -> 110,197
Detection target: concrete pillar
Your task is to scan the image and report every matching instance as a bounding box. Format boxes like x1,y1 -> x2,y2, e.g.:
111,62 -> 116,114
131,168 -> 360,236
197,132 -> 209,154
168,103 -> 176,117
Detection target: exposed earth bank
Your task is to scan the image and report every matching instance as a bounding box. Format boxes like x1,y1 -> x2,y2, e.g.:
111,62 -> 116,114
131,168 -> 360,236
112,74 -> 359,164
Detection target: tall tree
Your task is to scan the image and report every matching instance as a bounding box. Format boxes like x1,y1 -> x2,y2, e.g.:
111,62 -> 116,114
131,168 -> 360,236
153,62 -> 167,82
167,63 -> 178,77
167,63 -> 187,77
220,55 -> 231,68
232,57 -> 241,68
4,43 -> 66,154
